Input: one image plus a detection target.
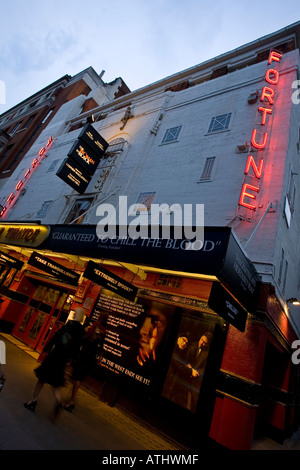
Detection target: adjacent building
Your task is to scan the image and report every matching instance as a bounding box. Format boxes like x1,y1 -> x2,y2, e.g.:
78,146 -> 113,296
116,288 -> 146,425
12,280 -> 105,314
0,22 -> 300,450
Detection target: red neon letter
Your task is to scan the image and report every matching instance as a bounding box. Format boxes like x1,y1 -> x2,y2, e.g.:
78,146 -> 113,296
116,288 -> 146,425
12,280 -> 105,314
258,106 -> 272,125
7,193 -> 15,204
15,181 -> 23,191
251,129 -> 268,149
244,155 -> 264,178
260,87 -> 275,105
265,68 -> 279,85
239,183 -> 259,210
268,50 -> 282,64
0,206 -> 7,217
46,136 -> 53,147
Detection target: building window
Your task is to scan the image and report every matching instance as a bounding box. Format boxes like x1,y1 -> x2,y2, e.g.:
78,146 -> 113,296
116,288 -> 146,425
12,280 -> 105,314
10,122 -> 22,135
41,109 -> 54,124
278,249 -> 285,286
287,171 -> 296,213
208,113 -> 232,133
22,114 -> 36,130
282,260 -> 288,293
199,157 -> 216,181
161,126 -> 182,144
64,198 -> 94,224
135,192 -> 156,212
36,200 -> 53,218
157,274 -> 182,289
107,138 -> 126,154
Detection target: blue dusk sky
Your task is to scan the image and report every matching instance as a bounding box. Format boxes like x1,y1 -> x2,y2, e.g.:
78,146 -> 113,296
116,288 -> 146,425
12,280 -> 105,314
0,0 -> 299,113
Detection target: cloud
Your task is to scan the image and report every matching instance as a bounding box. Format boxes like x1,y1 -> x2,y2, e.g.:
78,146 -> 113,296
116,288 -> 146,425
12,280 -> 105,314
0,28 -> 81,74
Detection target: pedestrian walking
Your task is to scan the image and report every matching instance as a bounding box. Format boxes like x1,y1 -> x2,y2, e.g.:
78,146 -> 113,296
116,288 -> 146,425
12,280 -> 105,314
64,320 -> 106,412
24,307 -> 85,415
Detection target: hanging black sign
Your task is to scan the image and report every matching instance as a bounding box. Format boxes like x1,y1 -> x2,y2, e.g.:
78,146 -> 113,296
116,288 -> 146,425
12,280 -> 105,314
219,233 -> 259,311
83,260 -> 138,301
56,158 -> 91,194
67,140 -> 101,175
28,251 -> 79,286
0,251 -> 24,270
208,282 -> 247,332
78,123 -> 109,157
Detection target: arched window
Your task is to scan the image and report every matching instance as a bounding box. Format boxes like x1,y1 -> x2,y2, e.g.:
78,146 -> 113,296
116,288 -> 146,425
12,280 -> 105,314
107,137 -> 126,154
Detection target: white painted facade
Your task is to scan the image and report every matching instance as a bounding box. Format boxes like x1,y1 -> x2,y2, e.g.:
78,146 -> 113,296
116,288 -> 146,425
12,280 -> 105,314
1,23 -> 300,334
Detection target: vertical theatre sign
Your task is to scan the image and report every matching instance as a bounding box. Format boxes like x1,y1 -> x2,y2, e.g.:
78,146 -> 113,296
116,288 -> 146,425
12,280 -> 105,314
56,123 -> 108,194
0,137 -> 54,218
239,50 -> 282,211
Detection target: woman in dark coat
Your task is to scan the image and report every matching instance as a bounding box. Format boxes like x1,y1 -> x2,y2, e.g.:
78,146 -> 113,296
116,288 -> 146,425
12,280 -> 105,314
64,321 -> 106,412
24,307 -> 85,413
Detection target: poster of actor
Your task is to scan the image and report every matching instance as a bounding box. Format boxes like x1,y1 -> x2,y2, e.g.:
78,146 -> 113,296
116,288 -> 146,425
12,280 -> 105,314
162,316 -> 213,413
99,295 -> 174,388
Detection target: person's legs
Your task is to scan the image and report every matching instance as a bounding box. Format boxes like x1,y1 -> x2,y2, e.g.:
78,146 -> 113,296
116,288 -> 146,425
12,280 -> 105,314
64,380 -> 81,411
24,380 -> 44,410
53,386 -> 63,406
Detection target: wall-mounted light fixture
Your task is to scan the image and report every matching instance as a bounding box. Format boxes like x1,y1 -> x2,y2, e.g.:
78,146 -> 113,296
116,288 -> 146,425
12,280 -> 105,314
287,298 -> 300,305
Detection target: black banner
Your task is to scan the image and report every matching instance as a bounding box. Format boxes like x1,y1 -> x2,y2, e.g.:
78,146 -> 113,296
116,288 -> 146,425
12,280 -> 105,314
0,251 -> 24,270
78,123 -> 109,157
67,140 -> 101,175
208,282 -> 248,332
84,261 -> 137,301
219,233 -> 259,311
56,158 -> 91,194
43,225 -> 259,318
28,251 -> 80,286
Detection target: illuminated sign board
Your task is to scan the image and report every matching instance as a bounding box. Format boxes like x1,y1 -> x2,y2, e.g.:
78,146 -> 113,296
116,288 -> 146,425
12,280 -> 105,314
57,124 -> 108,193
28,251 -> 80,286
0,224 -> 50,247
0,137 -> 54,218
56,158 -> 91,194
78,123 -> 109,157
83,260 -> 138,301
67,140 -> 101,175
0,251 -> 24,270
239,50 -> 282,211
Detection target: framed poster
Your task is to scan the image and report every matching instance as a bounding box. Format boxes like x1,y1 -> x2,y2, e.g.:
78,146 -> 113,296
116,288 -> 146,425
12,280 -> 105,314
162,315 -> 214,413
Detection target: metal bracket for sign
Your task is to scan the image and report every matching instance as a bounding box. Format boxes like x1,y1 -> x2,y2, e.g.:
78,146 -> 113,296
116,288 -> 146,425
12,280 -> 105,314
69,187 -> 120,224
120,262 -> 147,281
244,201 -> 276,249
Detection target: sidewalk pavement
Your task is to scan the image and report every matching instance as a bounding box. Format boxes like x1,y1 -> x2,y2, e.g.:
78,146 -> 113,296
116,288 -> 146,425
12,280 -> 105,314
0,333 -> 185,451
1,333 -> 300,452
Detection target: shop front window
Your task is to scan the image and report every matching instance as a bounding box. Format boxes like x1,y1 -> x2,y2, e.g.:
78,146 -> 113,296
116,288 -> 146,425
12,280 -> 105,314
18,307 -> 35,333
28,311 -> 47,340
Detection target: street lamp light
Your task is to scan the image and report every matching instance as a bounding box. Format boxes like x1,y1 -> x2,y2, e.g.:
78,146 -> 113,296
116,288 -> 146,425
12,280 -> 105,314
287,298 -> 300,305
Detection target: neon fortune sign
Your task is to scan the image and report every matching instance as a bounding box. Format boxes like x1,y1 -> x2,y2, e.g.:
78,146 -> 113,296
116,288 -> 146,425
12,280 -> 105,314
239,50 -> 282,211
0,136 -> 53,218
